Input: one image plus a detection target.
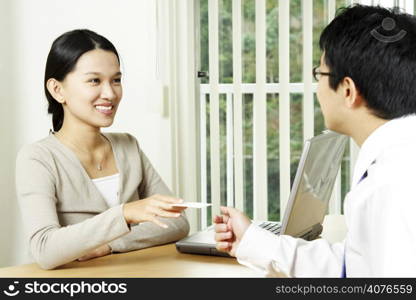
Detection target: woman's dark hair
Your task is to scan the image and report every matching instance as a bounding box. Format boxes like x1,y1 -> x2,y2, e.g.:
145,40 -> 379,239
319,5 -> 416,119
44,29 -> 120,131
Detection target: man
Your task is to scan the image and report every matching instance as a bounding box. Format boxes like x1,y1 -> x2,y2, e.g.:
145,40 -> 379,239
214,5 -> 416,277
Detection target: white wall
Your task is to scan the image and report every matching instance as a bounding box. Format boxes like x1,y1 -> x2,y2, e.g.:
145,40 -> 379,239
0,0 -> 18,268
0,0 -> 173,267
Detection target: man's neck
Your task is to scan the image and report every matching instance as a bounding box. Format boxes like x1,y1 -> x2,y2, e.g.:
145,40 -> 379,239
348,114 -> 389,147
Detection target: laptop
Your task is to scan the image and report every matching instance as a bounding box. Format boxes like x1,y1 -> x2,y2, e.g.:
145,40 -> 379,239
176,131 -> 348,257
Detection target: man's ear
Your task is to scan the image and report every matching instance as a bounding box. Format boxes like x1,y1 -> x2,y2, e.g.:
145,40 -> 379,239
46,78 -> 65,104
340,77 -> 363,109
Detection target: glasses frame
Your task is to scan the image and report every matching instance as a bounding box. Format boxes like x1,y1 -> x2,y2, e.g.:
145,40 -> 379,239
312,66 -> 332,81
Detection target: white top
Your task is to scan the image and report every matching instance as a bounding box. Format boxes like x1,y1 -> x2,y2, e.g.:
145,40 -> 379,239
236,115 -> 416,277
92,173 -> 120,208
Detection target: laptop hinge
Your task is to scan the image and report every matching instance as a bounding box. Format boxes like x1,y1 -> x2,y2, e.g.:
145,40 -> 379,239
300,224 -> 323,241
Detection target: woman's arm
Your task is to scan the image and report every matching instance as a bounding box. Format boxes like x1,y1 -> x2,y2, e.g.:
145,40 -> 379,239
108,215 -> 189,253
15,145 -> 131,270
108,146 -> 190,253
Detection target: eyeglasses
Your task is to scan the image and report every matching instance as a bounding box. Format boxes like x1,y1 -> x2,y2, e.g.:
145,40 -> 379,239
312,66 -> 332,81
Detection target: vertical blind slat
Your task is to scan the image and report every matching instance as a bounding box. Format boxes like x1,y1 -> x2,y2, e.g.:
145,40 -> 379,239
350,139 -> 360,186
232,0 -> 244,211
302,0 -> 314,141
328,0 -> 336,23
348,0 -> 359,188
226,92 -> 234,207
208,0 -> 221,217
278,0 -> 291,217
253,0 -> 268,221
329,169 -> 343,214
327,0 -> 342,214
200,92 -> 208,228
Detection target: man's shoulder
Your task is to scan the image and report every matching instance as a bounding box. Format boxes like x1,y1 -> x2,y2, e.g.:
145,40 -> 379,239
373,140 -> 416,183
379,139 -> 416,163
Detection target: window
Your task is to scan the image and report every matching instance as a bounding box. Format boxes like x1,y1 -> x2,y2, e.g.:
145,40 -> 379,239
195,0 -> 414,228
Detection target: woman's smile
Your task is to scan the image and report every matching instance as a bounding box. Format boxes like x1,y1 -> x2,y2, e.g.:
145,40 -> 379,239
94,104 -> 115,116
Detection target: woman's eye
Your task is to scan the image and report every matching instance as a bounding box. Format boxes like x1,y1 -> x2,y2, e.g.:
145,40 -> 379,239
89,78 -> 100,84
113,78 -> 122,84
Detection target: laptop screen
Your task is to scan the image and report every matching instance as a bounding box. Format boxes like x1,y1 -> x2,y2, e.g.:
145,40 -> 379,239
282,132 -> 348,237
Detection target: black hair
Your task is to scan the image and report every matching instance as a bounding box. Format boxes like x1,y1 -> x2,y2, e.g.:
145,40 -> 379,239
44,29 -> 120,131
319,4 -> 416,119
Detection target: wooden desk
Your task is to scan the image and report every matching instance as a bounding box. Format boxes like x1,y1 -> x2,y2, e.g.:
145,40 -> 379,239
0,215 -> 346,278
0,244 -> 261,278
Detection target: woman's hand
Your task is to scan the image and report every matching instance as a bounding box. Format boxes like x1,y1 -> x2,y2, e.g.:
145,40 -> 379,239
122,194 -> 186,228
77,244 -> 111,262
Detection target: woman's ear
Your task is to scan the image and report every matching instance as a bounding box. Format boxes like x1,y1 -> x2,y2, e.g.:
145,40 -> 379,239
46,78 -> 65,104
341,77 -> 363,109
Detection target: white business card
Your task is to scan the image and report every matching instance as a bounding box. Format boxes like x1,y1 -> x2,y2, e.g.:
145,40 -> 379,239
171,202 -> 212,208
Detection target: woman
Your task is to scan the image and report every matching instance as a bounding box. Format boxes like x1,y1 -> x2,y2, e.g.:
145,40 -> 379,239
15,29 -> 189,270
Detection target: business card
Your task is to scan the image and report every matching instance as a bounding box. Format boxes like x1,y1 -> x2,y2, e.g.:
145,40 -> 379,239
171,202 -> 212,208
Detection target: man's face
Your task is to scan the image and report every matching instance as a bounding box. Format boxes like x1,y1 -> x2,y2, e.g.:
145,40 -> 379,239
316,54 -> 345,133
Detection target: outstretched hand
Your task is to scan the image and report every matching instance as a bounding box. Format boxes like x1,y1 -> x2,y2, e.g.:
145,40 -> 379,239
213,206 -> 251,257
123,194 -> 186,228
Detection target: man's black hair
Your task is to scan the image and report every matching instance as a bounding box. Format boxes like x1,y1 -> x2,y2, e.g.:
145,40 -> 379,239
319,4 -> 416,119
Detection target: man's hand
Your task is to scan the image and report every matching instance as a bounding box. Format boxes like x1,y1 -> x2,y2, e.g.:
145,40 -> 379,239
77,244 -> 112,262
213,206 -> 251,257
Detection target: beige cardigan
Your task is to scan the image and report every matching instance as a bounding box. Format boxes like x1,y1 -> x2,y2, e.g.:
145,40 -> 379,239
15,132 -> 189,270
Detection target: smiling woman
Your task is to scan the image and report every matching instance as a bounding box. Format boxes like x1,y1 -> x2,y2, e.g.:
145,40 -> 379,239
15,29 -> 189,270
48,49 -> 122,133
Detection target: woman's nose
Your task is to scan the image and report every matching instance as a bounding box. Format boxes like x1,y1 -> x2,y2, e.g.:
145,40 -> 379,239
100,82 -> 117,100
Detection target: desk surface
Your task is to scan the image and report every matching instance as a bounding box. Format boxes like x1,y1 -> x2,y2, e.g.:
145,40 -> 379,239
0,244 -> 261,278
0,215 -> 346,278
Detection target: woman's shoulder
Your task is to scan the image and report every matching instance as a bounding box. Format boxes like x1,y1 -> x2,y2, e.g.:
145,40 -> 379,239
103,132 -> 141,148
17,135 -> 56,160
15,135 -> 60,172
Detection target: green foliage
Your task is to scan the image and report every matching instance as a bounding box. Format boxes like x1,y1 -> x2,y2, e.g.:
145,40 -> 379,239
200,0 -> 351,224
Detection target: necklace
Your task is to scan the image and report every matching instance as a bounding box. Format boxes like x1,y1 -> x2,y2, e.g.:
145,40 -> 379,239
55,133 -> 109,171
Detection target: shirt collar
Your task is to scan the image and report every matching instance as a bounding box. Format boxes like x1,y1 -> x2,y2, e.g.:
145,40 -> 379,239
352,114 -> 416,187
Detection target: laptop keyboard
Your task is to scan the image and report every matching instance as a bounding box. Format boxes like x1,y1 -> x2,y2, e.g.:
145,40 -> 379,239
258,222 -> 281,235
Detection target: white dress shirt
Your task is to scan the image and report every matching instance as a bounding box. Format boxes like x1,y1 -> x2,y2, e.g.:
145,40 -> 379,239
236,115 -> 416,277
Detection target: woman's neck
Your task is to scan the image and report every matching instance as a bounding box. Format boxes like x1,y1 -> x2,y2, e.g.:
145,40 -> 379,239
55,121 -> 105,152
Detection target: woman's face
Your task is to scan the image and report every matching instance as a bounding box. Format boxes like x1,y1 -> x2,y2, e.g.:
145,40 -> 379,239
60,49 -> 122,129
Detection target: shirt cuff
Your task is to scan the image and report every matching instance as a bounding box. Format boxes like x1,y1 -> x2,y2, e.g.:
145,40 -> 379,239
236,224 -> 284,276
